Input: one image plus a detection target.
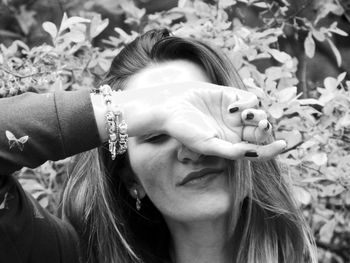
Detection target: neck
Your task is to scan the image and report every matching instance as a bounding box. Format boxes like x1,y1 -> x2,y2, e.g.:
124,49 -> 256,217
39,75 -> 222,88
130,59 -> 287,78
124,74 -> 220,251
166,216 -> 231,263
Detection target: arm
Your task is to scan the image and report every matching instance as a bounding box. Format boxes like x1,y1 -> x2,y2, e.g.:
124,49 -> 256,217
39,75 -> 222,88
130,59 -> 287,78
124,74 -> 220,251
0,82 -> 285,176
0,89 -> 101,175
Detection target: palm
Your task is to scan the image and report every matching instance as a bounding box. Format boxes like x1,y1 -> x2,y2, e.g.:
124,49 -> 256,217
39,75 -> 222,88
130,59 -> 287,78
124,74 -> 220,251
163,88 -> 243,152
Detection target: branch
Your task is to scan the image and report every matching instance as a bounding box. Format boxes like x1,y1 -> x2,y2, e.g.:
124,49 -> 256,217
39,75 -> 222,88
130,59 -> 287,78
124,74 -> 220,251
0,29 -> 23,39
0,66 -> 52,79
317,240 -> 350,261
261,0 -> 314,30
299,52 -> 309,98
280,141 -> 304,154
301,164 -> 324,175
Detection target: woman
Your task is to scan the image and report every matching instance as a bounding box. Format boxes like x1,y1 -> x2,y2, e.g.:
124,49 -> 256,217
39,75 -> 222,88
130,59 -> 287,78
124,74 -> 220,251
61,29 -> 317,263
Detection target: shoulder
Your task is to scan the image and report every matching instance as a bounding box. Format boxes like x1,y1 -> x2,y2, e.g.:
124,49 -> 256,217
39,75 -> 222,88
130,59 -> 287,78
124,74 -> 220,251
0,175 -> 80,263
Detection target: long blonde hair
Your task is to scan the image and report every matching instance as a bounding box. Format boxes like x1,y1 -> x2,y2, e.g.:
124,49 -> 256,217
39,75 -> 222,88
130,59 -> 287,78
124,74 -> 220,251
61,29 -> 317,263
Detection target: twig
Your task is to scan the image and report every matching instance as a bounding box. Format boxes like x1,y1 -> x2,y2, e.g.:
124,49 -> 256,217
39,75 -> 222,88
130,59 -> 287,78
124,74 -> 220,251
280,141 -> 304,154
301,164 -> 324,175
0,29 -> 23,39
316,240 -> 350,261
299,52 -> 309,98
0,66 -> 52,79
261,0 -> 314,30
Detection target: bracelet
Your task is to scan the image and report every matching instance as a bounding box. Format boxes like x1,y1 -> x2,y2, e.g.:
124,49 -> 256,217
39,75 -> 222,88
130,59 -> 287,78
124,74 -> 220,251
99,85 -> 128,160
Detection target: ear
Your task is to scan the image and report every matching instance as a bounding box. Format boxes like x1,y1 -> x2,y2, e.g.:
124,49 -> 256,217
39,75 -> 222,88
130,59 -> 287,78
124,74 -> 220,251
117,154 -> 146,200
129,184 -> 146,200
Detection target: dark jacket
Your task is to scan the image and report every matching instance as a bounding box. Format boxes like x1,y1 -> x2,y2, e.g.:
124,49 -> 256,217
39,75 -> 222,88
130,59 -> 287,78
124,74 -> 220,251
0,90 -> 101,263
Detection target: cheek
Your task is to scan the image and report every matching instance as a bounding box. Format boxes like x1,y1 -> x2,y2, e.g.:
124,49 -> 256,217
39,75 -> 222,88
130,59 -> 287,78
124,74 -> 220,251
127,139 -> 174,192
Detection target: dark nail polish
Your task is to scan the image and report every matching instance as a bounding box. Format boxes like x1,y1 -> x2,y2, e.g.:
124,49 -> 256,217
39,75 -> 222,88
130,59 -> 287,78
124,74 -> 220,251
264,122 -> 270,131
245,151 -> 258,157
229,107 -> 239,113
246,113 -> 254,120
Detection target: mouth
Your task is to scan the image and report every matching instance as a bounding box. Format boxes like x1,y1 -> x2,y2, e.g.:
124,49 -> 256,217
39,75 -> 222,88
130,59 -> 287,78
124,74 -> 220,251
177,168 -> 224,186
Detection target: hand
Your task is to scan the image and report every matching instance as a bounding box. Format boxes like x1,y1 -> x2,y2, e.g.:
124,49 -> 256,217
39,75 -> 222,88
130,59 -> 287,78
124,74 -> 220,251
154,82 -> 285,160
107,81 -> 286,160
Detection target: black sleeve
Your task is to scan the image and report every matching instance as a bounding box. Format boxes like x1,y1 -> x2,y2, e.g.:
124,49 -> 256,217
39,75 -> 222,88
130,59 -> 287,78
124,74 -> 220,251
0,89 -> 101,263
0,89 -> 101,175
0,174 -> 80,263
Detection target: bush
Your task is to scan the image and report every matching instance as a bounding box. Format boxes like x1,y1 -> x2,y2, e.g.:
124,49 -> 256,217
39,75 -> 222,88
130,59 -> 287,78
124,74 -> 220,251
0,0 -> 349,262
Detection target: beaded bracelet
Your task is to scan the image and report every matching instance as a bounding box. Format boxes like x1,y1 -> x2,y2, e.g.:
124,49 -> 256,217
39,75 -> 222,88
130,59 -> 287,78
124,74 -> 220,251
99,85 -> 128,160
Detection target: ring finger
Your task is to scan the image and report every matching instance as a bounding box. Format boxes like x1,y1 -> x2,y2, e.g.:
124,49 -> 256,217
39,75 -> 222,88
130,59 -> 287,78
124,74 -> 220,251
242,119 -> 272,143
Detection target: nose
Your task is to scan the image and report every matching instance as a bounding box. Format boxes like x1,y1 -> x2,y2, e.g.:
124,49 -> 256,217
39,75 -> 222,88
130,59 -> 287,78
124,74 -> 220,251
177,144 -> 202,163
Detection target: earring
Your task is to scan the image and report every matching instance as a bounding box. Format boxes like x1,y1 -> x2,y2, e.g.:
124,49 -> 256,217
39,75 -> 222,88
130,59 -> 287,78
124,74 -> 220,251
133,189 -> 142,211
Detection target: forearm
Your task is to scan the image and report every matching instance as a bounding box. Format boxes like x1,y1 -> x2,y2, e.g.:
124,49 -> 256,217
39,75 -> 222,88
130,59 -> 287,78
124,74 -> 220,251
90,87 -> 162,141
0,89 -> 101,175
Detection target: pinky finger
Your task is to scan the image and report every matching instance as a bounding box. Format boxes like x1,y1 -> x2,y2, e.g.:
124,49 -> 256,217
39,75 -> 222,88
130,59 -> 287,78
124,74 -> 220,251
243,140 -> 287,161
196,138 -> 286,161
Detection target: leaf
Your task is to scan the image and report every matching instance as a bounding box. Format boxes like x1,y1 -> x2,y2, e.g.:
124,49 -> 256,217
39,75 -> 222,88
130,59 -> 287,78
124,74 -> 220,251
319,184 -> 345,197
68,31 -> 85,43
275,86 -> 297,103
276,129 -> 302,149
336,113 -> 350,129
329,26 -> 348,36
90,15 -> 109,39
38,197 -> 49,208
268,103 -> 284,119
312,29 -> 326,42
265,67 -> 283,81
304,32 -> 315,58
18,178 -> 46,195
59,13 -> 90,33
219,0 -> 237,8
15,5 -> 36,35
300,139 -> 318,150
268,49 -> 291,63
327,38 -> 342,67
178,0 -> 189,8
319,218 -> 336,243
324,76 -> 338,90
293,186 -> 312,206
114,28 -> 138,43
243,78 -> 265,97
42,21 -> 58,39
301,176 -> 325,183
315,3 -> 344,24
98,58 -> 111,72
253,2 -> 269,8
298,98 -> 324,106
337,72 -> 347,83
311,151 -> 328,166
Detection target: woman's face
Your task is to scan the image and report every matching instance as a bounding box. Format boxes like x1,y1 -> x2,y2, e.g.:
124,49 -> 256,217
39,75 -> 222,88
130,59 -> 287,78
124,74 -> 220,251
125,60 -> 232,223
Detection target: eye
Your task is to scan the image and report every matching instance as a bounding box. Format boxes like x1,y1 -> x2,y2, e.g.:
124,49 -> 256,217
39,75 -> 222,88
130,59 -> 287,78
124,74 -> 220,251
144,134 -> 169,143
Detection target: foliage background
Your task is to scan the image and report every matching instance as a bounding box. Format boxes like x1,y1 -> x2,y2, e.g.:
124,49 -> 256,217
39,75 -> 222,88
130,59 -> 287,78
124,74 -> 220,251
0,0 -> 349,262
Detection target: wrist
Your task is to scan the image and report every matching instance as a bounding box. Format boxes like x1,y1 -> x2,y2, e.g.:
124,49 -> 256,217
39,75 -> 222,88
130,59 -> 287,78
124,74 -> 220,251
112,87 -> 165,137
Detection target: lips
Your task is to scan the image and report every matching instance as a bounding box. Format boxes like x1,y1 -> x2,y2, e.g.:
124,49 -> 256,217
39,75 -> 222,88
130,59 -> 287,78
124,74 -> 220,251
177,168 -> 223,186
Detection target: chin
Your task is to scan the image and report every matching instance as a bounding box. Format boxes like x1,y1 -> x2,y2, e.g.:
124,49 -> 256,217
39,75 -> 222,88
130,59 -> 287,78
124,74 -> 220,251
168,195 -> 232,222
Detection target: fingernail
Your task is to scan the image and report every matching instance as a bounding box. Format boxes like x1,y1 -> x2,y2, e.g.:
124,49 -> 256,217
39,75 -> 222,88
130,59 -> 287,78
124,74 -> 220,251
246,113 -> 254,120
245,151 -> 258,157
264,122 -> 270,131
229,107 -> 239,113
